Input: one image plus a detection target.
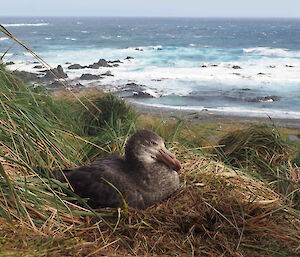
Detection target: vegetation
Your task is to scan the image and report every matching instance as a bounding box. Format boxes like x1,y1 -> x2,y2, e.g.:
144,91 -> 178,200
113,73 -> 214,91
0,60 -> 299,256
216,125 -> 299,205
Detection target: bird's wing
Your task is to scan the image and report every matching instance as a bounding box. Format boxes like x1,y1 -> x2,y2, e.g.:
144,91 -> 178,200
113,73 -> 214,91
61,166 -> 125,208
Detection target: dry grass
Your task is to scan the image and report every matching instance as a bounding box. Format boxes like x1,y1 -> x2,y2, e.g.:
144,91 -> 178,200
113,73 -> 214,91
216,125 -> 300,207
1,145 -> 299,256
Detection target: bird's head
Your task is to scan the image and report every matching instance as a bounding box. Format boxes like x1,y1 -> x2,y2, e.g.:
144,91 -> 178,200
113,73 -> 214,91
125,130 -> 181,171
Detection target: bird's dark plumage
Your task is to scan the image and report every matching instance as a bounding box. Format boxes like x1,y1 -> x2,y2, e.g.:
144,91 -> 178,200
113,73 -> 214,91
58,130 -> 181,209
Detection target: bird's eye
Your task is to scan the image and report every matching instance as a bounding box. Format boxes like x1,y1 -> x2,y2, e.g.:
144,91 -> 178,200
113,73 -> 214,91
149,141 -> 157,146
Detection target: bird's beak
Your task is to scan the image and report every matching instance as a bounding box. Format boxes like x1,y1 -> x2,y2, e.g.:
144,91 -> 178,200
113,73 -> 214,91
156,146 -> 181,171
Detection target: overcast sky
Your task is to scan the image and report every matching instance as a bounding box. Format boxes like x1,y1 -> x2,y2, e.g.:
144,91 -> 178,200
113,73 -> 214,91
1,0 -> 300,18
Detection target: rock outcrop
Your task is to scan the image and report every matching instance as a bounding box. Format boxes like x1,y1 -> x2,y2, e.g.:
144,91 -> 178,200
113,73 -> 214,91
80,74 -> 103,80
44,65 -> 68,79
68,64 -> 85,69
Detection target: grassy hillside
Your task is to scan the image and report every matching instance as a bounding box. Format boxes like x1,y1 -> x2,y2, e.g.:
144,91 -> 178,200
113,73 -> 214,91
0,63 -> 299,256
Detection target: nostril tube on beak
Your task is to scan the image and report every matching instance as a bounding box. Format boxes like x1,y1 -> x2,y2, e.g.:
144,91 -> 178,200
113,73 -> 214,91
156,147 -> 181,171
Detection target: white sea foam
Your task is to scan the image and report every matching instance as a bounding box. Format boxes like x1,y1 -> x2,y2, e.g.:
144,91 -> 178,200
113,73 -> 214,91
152,45 -> 163,50
0,37 -> 8,41
45,37 -> 52,40
65,37 -> 77,41
2,23 -> 49,27
101,36 -> 112,39
81,31 -> 89,34
243,47 -> 300,58
0,53 -> 13,57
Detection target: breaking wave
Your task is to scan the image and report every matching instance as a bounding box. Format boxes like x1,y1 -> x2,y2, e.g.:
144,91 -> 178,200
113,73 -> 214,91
243,47 -> 300,58
2,23 -> 49,27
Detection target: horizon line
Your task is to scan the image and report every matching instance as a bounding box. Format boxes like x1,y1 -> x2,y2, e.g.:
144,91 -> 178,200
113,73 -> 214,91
1,15 -> 300,19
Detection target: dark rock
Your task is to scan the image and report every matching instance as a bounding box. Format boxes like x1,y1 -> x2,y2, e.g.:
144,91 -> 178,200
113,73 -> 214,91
5,61 -> 14,66
135,47 -> 144,51
68,64 -> 85,69
125,56 -> 134,60
269,65 -> 276,68
248,95 -> 281,103
121,82 -> 154,98
132,91 -> 153,98
125,82 -> 141,89
33,61 -> 39,64
49,80 -> 65,88
33,65 -> 43,69
88,59 -> 111,69
108,60 -> 122,64
88,63 -> 101,69
101,71 -> 113,76
86,59 -> 122,69
65,62 -> 71,64
97,59 -> 111,67
80,74 -> 103,80
75,83 -> 84,88
13,70 -> 39,82
232,65 -> 241,69
210,64 -> 218,67
286,65 -> 294,68
201,65 -> 207,68
257,72 -> 266,75
44,65 -> 68,79
233,73 -> 241,76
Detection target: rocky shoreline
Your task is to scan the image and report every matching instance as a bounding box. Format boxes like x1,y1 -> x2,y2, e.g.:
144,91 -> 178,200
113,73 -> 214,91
10,56 -> 287,103
11,56 -> 158,99
7,56 -> 300,126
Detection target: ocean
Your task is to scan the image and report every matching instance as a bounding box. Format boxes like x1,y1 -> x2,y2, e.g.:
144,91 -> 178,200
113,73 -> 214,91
1,17 -> 300,119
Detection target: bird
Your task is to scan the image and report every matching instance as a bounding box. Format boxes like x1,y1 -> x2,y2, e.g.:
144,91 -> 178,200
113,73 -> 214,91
58,129 -> 181,209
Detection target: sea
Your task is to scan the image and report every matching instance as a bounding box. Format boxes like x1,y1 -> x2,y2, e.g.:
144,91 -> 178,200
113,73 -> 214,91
1,17 -> 300,119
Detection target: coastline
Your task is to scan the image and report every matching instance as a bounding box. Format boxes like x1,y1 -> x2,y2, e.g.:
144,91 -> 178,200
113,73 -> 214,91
130,100 -> 300,129
9,66 -> 300,130
8,63 -> 300,130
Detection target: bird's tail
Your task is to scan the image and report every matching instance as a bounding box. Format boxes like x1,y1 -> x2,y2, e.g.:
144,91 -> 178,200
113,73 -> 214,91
36,166 -> 69,183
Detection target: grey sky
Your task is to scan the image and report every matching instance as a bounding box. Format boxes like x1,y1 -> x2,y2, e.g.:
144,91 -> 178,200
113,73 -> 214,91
1,0 -> 300,18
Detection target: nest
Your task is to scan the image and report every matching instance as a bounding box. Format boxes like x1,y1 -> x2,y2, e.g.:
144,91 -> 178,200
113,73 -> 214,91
0,144 -> 299,256
72,147 -> 300,256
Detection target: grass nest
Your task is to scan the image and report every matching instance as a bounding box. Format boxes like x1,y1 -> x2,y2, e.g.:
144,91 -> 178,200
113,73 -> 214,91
0,143 -> 299,256
60,146 -> 299,257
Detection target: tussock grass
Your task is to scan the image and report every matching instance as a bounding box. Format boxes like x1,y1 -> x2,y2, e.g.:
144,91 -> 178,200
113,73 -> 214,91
217,125 -> 290,172
79,91 -> 137,136
0,65 -> 89,233
217,125 -> 300,207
